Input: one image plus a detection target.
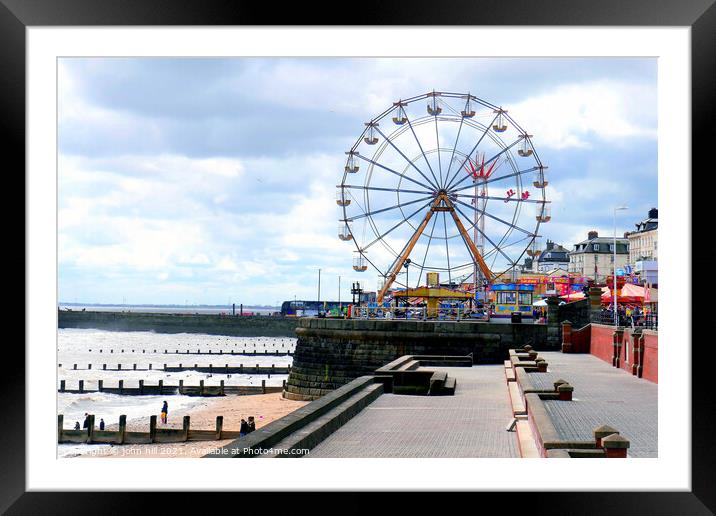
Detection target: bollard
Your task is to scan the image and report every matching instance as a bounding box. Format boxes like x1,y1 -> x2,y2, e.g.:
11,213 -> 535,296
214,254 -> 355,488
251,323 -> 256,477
98,380 -> 103,392
149,415 -> 157,443
158,380 -> 163,394
119,380 -> 124,395
262,379 -> 266,394
60,380 -> 65,392
183,415 -> 190,441
220,380 -> 225,396
200,380 -> 205,396
118,415 -> 127,444
57,414 -> 63,443
79,380 -> 84,393
139,379 -> 144,395
215,416 -> 223,440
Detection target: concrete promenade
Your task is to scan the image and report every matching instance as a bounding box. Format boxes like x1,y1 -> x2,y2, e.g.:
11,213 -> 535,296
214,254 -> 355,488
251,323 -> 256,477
528,352 -> 658,457
308,365 -> 520,458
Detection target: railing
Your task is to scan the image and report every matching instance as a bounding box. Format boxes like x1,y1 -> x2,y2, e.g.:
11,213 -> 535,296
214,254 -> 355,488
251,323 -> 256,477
350,306 -> 490,321
590,311 -> 657,331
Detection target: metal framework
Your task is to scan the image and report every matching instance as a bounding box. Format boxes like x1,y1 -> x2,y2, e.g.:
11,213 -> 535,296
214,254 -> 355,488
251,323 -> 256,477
337,91 -> 550,302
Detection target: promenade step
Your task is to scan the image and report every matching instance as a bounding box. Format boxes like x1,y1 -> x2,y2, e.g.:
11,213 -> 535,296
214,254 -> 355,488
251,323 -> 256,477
261,383 -> 384,457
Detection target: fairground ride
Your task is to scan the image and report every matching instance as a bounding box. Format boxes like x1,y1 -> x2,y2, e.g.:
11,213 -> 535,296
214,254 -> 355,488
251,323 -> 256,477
336,91 -> 550,303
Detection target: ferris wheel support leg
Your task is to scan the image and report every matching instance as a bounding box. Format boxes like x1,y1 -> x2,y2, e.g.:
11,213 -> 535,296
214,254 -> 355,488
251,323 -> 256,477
446,201 -> 494,283
377,206 -> 438,303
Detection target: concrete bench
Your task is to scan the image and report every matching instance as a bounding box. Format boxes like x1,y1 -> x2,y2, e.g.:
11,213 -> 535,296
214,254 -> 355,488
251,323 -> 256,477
429,371 -> 448,394
395,360 -> 421,371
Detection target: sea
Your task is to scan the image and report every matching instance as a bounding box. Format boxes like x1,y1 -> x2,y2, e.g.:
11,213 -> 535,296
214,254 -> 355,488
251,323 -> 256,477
57,327 -> 295,458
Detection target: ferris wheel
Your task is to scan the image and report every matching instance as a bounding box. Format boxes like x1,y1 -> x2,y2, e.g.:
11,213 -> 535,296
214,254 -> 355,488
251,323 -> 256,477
337,91 -> 550,302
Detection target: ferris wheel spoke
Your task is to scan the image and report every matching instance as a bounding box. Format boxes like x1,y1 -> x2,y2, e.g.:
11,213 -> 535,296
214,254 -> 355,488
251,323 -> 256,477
346,194 -> 435,222
453,198 -> 535,237
373,125 -> 439,191
341,184 -> 432,196
352,153 -> 435,191
403,115 -> 442,189
443,111 -> 500,191
443,211 -> 452,285
453,193 -> 546,204
434,115 -> 443,188
449,166 -> 539,195
361,198 -> 435,252
453,204 -> 515,266
415,214 -> 439,288
446,132 -> 521,192
443,116 -> 465,187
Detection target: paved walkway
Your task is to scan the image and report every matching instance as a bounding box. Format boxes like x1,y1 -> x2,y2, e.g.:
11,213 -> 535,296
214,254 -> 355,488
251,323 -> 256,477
530,352 -> 658,457
307,366 -> 519,458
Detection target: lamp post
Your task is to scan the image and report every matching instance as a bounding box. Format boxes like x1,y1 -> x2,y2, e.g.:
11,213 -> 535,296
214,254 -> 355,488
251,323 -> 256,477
613,206 -> 628,326
403,259 -> 411,307
317,268 -> 321,315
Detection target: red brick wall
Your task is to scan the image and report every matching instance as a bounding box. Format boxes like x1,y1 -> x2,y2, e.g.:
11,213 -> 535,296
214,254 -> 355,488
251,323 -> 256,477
590,324 -> 615,364
642,331 -> 658,383
571,324 -> 591,353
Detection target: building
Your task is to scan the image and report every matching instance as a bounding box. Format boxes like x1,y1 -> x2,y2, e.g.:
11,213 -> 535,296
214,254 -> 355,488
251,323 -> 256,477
535,240 -> 570,273
626,208 -> 658,263
568,231 -> 629,283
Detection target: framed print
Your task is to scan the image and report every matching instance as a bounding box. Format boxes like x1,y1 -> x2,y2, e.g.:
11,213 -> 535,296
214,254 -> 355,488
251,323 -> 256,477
5,0 -> 714,513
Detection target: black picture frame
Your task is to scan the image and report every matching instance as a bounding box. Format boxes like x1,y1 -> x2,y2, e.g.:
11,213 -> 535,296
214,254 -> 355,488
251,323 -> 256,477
4,0 -> 712,513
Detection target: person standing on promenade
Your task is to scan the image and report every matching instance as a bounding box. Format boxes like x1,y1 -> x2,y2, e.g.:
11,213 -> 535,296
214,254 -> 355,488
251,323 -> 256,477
161,400 -> 168,424
99,418 -> 105,431
247,416 -> 256,433
240,418 -> 249,437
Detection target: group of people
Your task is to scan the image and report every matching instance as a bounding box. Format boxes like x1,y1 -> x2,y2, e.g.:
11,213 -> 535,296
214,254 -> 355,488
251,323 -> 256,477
602,304 -> 648,327
74,413 -> 106,431
240,416 -> 256,437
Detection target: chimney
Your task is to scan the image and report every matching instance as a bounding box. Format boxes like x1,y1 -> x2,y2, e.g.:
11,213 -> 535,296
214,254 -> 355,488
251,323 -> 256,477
648,208 -> 658,219
546,239 -> 554,250
587,231 -> 598,240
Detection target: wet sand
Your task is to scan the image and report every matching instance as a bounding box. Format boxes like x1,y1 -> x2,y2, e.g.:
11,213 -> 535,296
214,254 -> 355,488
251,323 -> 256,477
77,392 -> 308,458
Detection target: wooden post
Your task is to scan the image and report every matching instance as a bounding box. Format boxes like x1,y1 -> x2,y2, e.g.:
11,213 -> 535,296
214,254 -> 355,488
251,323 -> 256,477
57,414 -> 64,443
73,364 -> 77,370
209,364 -> 213,373
158,380 -> 163,394
183,415 -> 190,441
262,379 -> 266,394
119,379 -> 124,395
60,380 -> 65,392
215,416 -> 223,440
149,364 -> 152,370
139,379 -> 144,395
87,415 -> 95,443
220,380 -> 225,396
225,364 -> 229,374
118,364 -> 122,371
200,379 -> 205,396
98,380 -> 103,392
133,364 -> 137,370
282,379 -> 286,390
256,364 -> 259,374
149,415 -> 157,443
179,379 -> 184,394
103,364 -> 106,370
88,364 -> 92,370
164,364 -> 168,371
79,380 -> 84,393
118,415 -> 126,444
240,364 -> 244,374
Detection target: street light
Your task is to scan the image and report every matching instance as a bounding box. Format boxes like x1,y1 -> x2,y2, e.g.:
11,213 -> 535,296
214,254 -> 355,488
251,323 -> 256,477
613,206 -> 628,326
403,259 -> 412,307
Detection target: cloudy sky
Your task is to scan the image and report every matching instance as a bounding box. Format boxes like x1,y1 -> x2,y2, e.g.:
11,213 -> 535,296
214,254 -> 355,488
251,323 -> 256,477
58,57 -> 657,306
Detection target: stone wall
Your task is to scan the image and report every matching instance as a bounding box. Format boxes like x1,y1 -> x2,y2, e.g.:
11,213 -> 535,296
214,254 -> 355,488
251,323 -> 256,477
58,310 -> 298,337
284,318 -> 553,400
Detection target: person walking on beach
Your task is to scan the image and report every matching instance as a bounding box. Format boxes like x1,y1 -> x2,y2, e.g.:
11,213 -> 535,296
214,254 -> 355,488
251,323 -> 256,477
240,418 -> 249,437
247,416 -> 256,433
82,413 -> 90,430
161,400 -> 168,424
99,418 -> 105,431
74,422 -> 80,430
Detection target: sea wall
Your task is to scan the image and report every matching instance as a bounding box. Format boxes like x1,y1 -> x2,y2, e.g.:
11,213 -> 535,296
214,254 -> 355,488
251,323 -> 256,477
284,318 -> 554,400
58,310 -> 298,337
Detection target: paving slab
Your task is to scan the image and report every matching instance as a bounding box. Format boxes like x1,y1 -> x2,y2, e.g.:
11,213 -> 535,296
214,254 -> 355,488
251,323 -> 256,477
526,352 -> 657,457
307,366 -> 519,458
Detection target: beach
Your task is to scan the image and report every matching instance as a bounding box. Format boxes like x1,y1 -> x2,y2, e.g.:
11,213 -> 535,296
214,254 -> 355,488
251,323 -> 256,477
61,391 -> 308,458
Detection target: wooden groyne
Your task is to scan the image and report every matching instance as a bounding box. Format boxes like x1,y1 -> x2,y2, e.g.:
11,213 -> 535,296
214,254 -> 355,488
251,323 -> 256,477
58,310 -> 299,337
58,379 -> 286,396
58,414 -> 244,444
59,363 -> 291,374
